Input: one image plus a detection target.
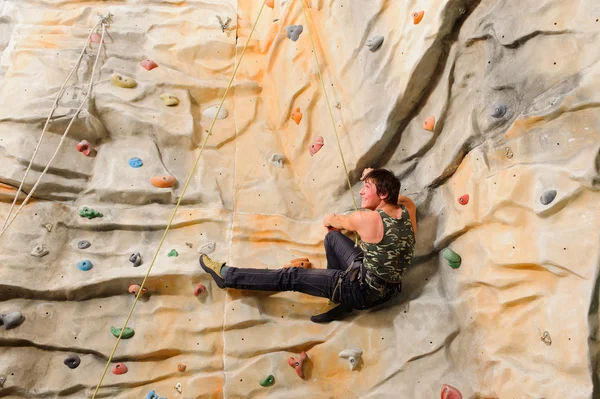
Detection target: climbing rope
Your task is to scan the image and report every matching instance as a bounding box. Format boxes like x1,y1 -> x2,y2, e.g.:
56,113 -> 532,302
0,18 -> 108,237
90,2 -> 270,397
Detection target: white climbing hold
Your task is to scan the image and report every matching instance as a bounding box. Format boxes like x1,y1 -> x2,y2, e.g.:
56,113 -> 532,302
198,241 -> 216,255
31,245 -> 49,258
339,348 -> 363,371
269,153 -> 284,168
202,106 -> 228,120
174,382 -> 182,393
44,223 -> 53,232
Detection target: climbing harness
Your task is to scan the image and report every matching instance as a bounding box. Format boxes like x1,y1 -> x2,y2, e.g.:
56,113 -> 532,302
0,14 -> 112,237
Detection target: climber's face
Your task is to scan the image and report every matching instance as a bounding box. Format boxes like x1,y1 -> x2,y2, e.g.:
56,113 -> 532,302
359,179 -> 385,210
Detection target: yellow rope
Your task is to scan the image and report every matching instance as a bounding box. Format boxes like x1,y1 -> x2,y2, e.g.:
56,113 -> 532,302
90,1 -> 269,396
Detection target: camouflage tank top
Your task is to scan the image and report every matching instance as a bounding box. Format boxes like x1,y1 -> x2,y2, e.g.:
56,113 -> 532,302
359,206 -> 415,297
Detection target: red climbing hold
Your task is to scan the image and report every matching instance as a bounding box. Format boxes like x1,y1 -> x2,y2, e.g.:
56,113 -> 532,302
76,140 -> 92,156
412,11 -> 425,25
140,59 -> 159,71
288,351 -> 308,379
90,33 -> 103,44
441,384 -> 462,399
458,194 -> 469,205
112,363 -> 128,375
151,176 -> 177,188
128,284 -> 148,296
309,136 -> 324,156
292,108 -> 303,125
423,116 -> 435,131
193,283 -> 207,296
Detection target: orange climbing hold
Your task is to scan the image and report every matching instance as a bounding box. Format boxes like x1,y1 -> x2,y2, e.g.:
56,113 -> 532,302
288,351 -> 308,379
423,116 -> 435,131
128,284 -> 148,296
266,0 -> 274,8
412,10 -> 424,25
112,363 -> 128,375
284,257 -> 313,269
193,283 -> 207,296
309,136 -> 324,156
177,363 -> 187,372
151,176 -> 177,188
458,194 -> 469,205
441,384 -> 462,399
292,108 -> 303,125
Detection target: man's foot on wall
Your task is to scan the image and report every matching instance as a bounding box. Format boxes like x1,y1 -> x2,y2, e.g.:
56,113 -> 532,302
310,304 -> 352,323
199,254 -> 226,289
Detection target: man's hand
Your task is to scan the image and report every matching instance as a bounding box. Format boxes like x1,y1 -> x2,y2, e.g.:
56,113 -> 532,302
361,167 -> 374,181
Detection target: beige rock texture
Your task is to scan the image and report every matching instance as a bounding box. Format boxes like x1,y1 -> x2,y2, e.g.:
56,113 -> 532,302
0,0 -> 599,398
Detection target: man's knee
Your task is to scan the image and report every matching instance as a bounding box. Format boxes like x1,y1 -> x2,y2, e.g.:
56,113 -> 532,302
324,230 -> 343,246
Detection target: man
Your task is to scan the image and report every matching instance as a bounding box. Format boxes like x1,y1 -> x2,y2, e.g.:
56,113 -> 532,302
200,168 -> 417,323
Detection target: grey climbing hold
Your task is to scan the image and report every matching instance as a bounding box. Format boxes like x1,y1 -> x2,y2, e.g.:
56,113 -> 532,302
129,251 -> 143,267
366,36 -> 384,52
0,376 -> 4,387
77,240 -> 91,250
186,242 -> 193,248
339,348 -> 363,371
505,147 -> 513,159
0,311 -> 25,329
269,153 -> 284,168
30,245 -> 49,257
540,190 -> 557,205
44,223 -> 53,232
491,104 -> 507,118
77,260 -> 93,271
541,331 -> 552,345
198,242 -> 216,255
286,25 -> 303,41
64,354 -> 81,369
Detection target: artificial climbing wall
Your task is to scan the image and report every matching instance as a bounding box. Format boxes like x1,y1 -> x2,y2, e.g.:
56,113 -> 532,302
0,0 -> 599,398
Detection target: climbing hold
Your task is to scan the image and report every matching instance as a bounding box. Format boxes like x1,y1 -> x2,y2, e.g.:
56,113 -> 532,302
168,249 -> 178,257
505,147 -> 513,159
288,351 -> 308,379
129,251 -> 143,267
442,248 -> 461,269
110,326 -> 135,339
335,102 -> 341,110
198,242 -> 216,255
540,190 -> 557,205
339,348 -> 362,371
151,176 -> 177,188
160,93 -> 180,106
79,206 -> 103,219
541,331 -> 552,346
194,283 -> 207,296
0,376 -> 4,387
284,258 -> 313,268
44,223 -> 53,232
412,10 -> 424,25
291,107 -> 303,125
140,59 -> 158,71
145,390 -> 167,399
260,374 -> 275,387
177,363 -> 187,372
63,354 -> 81,369
269,153 -> 284,168
76,140 -> 93,156
112,363 -> 128,375
309,136 -> 324,156
423,116 -> 435,131
366,36 -> 384,52
186,242 -> 193,248
285,25 -> 303,41
128,284 -> 148,296
90,33 -> 103,43
266,0 -> 274,8
128,157 -> 143,168
77,240 -> 91,250
0,312 -> 25,329
491,104 -> 507,118
30,245 -> 49,258
458,194 -> 469,205
441,384 -> 463,399
202,106 -> 228,120
111,73 -> 137,89
77,260 -> 93,271
174,383 -> 182,393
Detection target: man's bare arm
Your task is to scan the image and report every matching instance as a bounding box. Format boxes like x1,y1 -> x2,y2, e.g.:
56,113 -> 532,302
324,212 -> 364,233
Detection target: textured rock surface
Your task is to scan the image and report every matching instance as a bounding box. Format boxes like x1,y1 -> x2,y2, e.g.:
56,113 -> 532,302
0,0 -> 599,398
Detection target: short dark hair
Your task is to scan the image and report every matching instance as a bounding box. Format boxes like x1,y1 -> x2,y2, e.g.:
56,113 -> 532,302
362,169 -> 400,205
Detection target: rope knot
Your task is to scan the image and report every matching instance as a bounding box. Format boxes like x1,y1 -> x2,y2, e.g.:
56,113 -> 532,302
97,12 -> 113,27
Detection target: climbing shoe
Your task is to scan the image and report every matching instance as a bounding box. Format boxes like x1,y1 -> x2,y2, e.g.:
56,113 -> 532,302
199,254 -> 226,289
310,304 -> 352,323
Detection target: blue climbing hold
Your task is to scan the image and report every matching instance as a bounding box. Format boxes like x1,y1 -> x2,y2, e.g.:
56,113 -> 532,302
77,260 -> 93,271
128,157 -> 143,168
145,390 -> 167,399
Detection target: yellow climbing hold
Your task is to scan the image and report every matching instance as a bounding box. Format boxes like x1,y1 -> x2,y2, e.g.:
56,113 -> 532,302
160,93 -> 180,106
111,73 -> 137,89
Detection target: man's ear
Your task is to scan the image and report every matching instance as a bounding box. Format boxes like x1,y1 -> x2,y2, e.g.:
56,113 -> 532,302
379,191 -> 389,201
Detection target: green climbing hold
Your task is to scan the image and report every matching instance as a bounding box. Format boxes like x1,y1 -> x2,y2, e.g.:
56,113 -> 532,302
168,249 -> 178,257
442,248 -> 461,269
260,375 -> 275,387
110,326 -> 135,339
79,206 -> 103,219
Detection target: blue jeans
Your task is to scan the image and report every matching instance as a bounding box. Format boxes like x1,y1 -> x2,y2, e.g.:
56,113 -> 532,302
222,231 -> 394,309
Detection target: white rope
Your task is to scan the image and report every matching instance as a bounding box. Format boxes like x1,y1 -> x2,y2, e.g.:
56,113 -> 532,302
0,22 -> 106,237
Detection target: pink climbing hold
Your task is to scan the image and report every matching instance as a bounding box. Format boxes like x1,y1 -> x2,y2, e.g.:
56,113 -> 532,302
128,284 -> 148,296
193,283 -> 207,296
76,140 -> 92,156
458,194 -> 469,205
288,351 -> 308,379
112,363 -> 128,375
140,59 -> 159,71
90,33 -> 103,44
309,136 -> 324,156
441,384 -> 462,399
